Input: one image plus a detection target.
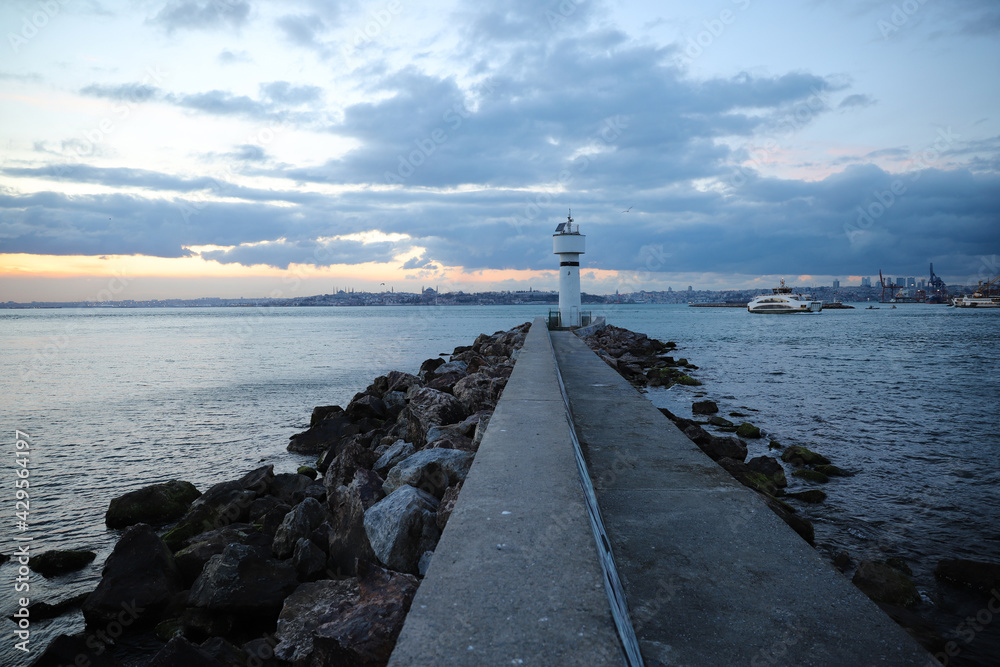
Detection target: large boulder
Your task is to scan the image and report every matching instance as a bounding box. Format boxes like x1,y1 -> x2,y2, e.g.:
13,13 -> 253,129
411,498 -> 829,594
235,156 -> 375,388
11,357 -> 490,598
364,485 -> 441,574
161,466 -> 274,551
698,435 -> 748,462
275,562 -> 419,666
188,544 -> 299,614
781,445 -> 831,466
853,560 -> 921,607
24,634 -> 118,667
272,497 -> 326,560
452,373 -> 500,414
373,440 -> 416,476
327,469 -> 384,577
268,472 -> 314,505
83,523 -> 181,630
274,578 -> 361,665
174,526 -> 260,585
322,437 -> 378,491
30,549 -> 96,577
436,484 -> 462,532
292,538 -> 328,582
382,448 -> 475,498
345,394 -> 387,421
148,636 -> 230,667
746,456 -> 787,488
105,480 -> 201,528
288,413 -> 360,455
406,387 -> 466,446
385,370 -> 422,394
691,400 -> 718,415
934,558 -> 1000,593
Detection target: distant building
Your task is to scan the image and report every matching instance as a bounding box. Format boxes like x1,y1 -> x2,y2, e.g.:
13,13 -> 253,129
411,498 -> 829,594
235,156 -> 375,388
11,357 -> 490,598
687,286 -> 693,292
907,277 -> 916,287
861,277 -> 871,287
832,279 -> 840,289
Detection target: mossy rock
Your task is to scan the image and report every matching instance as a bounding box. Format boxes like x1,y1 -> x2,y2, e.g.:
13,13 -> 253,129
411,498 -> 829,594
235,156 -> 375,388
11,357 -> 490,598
786,489 -> 827,504
709,416 -> 734,428
853,560 -> 921,607
30,549 -> 96,577
297,466 -> 318,480
768,440 -> 783,450
677,358 -> 688,365
729,412 -> 749,418
814,464 -> 852,477
675,375 -> 701,386
736,423 -> 762,439
792,468 -> 830,484
781,445 -> 831,466
742,471 -> 782,496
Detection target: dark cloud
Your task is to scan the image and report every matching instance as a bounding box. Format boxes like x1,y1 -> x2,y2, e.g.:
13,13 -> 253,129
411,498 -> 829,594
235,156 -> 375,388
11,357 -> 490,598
6,0 -> 995,287
202,238 -> 404,269
150,0 -> 251,34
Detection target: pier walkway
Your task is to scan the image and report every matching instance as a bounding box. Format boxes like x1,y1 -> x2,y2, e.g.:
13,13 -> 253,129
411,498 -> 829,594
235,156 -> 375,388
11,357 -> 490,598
390,318 -> 932,666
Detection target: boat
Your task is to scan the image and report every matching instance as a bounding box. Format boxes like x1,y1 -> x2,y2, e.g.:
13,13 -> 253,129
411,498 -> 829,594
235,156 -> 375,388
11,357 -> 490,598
952,275 -> 1000,308
747,280 -> 823,314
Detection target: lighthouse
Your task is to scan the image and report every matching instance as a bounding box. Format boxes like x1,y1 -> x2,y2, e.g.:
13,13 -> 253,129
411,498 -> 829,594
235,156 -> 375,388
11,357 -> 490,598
553,210 -> 586,327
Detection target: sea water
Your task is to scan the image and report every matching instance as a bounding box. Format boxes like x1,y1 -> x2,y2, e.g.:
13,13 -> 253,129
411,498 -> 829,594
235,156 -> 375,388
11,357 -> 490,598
1,304 -> 997,664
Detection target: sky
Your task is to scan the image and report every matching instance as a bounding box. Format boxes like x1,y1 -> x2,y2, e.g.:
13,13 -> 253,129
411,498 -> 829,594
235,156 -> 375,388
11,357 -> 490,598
1,0 -> 998,301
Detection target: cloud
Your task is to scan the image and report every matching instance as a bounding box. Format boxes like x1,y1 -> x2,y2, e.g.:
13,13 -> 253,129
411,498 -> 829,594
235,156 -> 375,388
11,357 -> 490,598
150,0 -> 251,33
200,237 -> 407,269
0,71 -> 43,83
218,49 -> 252,64
79,83 -> 160,103
839,93 -> 876,109
260,81 -> 323,105
276,13 -> 327,48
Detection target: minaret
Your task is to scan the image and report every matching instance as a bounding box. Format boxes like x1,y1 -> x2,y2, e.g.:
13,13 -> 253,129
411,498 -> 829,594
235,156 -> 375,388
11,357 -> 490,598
552,210 -> 586,327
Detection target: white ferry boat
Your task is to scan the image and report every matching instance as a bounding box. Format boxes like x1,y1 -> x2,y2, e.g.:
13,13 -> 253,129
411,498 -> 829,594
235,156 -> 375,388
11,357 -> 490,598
952,276 -> 1000,308
747,280 -> 823,314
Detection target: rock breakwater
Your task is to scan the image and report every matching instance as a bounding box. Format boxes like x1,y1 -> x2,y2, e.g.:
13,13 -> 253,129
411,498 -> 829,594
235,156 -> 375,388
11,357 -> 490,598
31,322 -> 530,666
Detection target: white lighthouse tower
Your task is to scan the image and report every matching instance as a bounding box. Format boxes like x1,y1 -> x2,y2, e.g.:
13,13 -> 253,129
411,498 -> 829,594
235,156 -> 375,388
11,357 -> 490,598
553,210 -> 586,327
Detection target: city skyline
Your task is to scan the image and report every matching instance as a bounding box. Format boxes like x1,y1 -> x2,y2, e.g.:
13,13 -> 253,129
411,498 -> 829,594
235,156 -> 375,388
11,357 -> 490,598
1,1 -> 998,302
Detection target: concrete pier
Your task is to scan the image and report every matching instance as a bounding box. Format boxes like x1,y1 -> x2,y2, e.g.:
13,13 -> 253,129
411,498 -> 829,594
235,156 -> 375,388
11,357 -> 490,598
390,318 -> 933,665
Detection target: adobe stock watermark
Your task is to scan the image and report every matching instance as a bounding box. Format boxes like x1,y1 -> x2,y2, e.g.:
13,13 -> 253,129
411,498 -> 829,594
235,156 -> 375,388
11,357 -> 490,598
545,0 -> 585,30
844,126 -> 959,244
878,0 -> 933,39
383,77 -> 498,185
682,0 -> 752,63
926,588 -> 1000,667
6,0 -> 72,54
506,115 -> 630,235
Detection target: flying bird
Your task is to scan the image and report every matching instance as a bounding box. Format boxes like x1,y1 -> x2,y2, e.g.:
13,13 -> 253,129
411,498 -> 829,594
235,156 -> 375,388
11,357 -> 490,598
622,205 -> 632,213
